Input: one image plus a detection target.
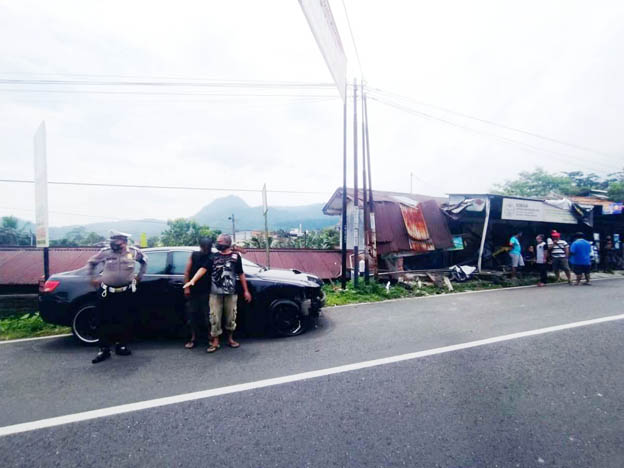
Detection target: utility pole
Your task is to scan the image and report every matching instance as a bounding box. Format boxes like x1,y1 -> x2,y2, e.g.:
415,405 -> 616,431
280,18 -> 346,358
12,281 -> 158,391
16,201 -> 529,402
352,78 -> 359,287
363,89 -> 377,278
262,184 -> 270,269
361,83 -> 370,283
340,83 -> 348,290
228,214 -> 236,243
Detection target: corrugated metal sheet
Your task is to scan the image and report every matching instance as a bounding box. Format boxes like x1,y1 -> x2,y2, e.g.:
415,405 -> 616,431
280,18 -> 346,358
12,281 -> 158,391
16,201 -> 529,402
373,202 -> 412,255
242,249 -> 341,279
420,200 -> 454,249
0,248 -> 342,285
323,188 -> 447,215
0,248 -> 99,285
399,204 -> 430,241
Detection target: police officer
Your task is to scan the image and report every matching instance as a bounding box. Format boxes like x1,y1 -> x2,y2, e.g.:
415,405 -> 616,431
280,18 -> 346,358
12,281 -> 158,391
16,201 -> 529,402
87,230 -> 148,364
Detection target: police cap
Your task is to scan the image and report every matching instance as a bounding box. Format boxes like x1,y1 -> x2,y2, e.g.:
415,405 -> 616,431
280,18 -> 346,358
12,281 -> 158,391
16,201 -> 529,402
109,229 -> 131,240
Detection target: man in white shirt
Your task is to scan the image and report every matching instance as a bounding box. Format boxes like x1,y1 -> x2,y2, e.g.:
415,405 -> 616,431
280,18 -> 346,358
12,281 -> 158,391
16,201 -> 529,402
535,234 -> 548,287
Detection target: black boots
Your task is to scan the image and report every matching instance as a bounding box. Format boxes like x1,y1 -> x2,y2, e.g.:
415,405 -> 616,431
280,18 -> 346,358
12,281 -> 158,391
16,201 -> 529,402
115,344 -> 132,356
92,347 -> 111,364
91,344 -> 131,364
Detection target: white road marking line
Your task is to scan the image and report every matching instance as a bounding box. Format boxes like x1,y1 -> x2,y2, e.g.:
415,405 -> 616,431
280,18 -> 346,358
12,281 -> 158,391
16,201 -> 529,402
1,312 -> 623,438
0,334 -> 71,344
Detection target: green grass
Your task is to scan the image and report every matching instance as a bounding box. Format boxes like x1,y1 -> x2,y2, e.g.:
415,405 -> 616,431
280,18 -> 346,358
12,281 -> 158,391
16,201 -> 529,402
323,275 -> 545,307
0,313 -> 70,341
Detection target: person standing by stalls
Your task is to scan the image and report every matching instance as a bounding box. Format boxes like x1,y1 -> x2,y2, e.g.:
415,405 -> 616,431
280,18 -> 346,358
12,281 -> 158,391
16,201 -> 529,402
570,232 -> 592,285
87,230 -> 148,364
182,238 -> 213,349
602,236 -> 616,272
535,234 -> 548,287
548,231 -> 572,284
508,231 -> 524,279
184,234 -> 252,353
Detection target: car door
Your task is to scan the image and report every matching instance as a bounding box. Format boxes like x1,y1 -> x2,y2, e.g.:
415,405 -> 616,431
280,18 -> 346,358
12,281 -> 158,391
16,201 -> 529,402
169,250 -> 195,330
136,249 -> 177,335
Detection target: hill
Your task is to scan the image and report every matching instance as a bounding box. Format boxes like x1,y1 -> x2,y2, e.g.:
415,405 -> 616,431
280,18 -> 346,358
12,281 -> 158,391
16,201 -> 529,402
193,195 -> 338,231
3,196 -> 338,241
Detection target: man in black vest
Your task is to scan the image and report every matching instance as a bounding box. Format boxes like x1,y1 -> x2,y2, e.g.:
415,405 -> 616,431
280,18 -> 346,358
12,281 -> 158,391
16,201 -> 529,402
182,238 -> 213,348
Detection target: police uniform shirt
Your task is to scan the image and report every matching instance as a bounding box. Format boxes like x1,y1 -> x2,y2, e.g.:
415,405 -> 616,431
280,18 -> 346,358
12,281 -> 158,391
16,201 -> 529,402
88,246 -> 148,287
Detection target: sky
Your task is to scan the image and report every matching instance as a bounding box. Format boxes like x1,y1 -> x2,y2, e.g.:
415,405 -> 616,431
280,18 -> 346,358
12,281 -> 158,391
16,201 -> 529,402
1,0 -> 623,227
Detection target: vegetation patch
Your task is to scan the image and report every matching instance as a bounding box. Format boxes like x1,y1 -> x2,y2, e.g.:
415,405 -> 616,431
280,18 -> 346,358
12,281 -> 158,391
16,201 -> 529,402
0,313 -> 70,341
323,275 -> 549,307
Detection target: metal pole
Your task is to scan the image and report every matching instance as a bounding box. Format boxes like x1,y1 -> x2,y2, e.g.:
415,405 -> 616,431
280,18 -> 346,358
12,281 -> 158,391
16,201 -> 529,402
361,84 -> 370,283
262,184 -> 270,269
43,247 -> 50,280
477,197 -> 491,273
264,213 -> 270,269
230,214 -> 236,243
363,90 -> 377,278
340,84 -> 348,290
352,78 -> 359,287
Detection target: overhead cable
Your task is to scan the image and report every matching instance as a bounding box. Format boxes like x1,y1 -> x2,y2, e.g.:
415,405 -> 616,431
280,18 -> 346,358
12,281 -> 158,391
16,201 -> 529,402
369,87 -> 616,160
369,95 -> 619,174
0,179 -> 331,195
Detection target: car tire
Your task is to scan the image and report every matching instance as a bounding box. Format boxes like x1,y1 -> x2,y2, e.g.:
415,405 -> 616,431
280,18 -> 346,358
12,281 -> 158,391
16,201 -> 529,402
72,303 -> 100,345
269,299 -> 304,337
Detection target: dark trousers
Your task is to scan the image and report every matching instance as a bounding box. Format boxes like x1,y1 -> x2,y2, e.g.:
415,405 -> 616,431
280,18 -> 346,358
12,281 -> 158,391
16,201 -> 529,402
95,288 -> 134,348
537,263 -> 548,283
185,293 -> 210,337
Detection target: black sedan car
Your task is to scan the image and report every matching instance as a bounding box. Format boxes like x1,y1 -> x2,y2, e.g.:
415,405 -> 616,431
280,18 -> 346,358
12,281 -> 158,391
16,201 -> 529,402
39,247 -> 325,344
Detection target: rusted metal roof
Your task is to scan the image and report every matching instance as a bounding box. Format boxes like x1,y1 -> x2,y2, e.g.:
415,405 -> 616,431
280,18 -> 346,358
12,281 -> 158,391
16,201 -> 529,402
567,195 -> 615,208
323,187 -> 447,215
373,200 -> 452,256
0,248 -> 99,285
0,247 -> 342,285
242,249 -> 342,279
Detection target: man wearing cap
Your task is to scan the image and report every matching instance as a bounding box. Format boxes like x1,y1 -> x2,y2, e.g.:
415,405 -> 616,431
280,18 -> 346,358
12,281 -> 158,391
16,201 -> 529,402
184,234 -> 252,353
87,230 -> 148,364
548,230 -> 572,284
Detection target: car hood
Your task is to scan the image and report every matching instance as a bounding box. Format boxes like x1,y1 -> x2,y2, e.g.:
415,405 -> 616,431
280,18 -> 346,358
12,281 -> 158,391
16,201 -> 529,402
255,268 -> 322,286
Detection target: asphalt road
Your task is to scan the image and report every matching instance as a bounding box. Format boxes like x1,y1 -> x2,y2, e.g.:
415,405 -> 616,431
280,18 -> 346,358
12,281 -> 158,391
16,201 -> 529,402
1,278 -> 623,467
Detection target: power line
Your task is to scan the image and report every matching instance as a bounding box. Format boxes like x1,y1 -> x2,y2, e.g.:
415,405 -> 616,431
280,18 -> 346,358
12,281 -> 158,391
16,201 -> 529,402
369,86 -> 616,161
0,206 -> 168,224
368,95 -> 620,174
0,78 -> 335,89
0,89 -> 338,99
0,179 -> 331,195
340,0 -> 364,77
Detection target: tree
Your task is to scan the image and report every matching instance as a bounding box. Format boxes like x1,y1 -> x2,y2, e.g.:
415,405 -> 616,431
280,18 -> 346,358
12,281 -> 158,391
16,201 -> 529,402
160,218 -> 220,246
147,236 -> 160,248
83,232 -> 106,245
492,168 -> 576,197
0,216 -> 31,246
493,167 -> 624,199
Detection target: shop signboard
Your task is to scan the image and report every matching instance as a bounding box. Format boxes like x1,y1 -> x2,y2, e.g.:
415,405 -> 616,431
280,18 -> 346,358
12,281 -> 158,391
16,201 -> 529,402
501,198 -> 577,224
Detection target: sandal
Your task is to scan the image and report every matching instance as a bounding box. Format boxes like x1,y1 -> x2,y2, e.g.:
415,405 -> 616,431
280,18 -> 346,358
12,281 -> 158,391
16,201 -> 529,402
184,341 -> 196,349
206,344 -> 220,353
228,341 -> 240,348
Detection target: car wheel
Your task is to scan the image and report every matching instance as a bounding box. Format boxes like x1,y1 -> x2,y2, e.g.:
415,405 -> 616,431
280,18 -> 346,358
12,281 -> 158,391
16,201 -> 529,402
72,304 -> 100,345
269,299 -> 304,337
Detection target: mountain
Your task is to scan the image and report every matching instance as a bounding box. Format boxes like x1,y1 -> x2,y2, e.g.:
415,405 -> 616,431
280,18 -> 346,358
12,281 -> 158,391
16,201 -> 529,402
2,196 -> 338,241
193,195 -> 338,231
49,219 -> 168,240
